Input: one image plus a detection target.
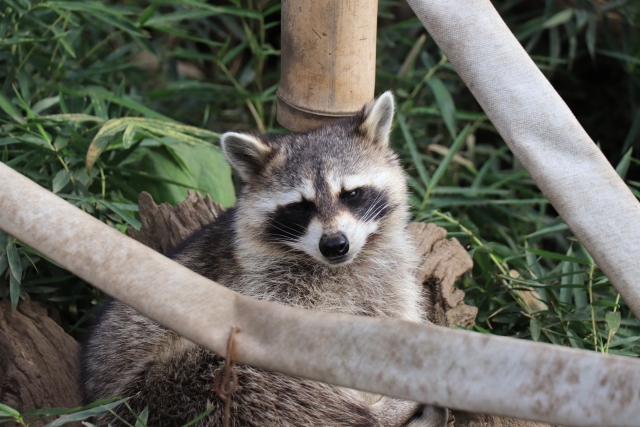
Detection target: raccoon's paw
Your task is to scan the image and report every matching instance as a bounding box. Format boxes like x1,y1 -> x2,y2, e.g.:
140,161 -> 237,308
406,405 -> 449,427
369,396 -> 421,427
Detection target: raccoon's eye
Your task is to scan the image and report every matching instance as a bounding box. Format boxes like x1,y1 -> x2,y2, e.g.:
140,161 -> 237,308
340,188 -> 363,201
286,200 -> 314,213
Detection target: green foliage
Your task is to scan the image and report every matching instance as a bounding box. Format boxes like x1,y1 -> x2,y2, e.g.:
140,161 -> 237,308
131,139 -> 234,206
0,0 -> 245,329
0,397 -> 214,426
0,397 -> 129,426
1,0 -> 639,376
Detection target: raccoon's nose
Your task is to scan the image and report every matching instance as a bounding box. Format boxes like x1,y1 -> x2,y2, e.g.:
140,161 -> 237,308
319,233 -> 350,258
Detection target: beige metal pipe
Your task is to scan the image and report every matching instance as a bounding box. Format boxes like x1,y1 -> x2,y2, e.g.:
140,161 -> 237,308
277,0 -> 378,131
2,163 -> 640,426
406,0 -> 640,321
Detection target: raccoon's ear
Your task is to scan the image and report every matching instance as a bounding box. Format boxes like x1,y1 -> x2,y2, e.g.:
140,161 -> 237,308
220,132 -> 272,181
358,91 -> 395,147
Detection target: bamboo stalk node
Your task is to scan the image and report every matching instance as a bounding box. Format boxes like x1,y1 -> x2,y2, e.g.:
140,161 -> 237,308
277,0 -> 378,131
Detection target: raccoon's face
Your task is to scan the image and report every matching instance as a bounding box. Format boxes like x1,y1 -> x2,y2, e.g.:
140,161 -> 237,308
221,92 -> 408,267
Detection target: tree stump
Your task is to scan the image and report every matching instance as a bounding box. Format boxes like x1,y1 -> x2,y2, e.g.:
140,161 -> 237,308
409,222 -> 477,329
0,296 -> 82,426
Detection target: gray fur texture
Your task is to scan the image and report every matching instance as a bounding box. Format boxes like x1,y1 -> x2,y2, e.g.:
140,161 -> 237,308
81,92 -> 447,427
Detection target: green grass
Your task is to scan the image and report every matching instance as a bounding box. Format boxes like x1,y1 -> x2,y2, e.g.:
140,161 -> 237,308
1,0 -> 639,422
0,397 -> 214,426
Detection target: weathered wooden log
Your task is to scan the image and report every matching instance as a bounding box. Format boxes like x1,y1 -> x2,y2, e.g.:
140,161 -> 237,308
0,296 -> 82,426
127,190 -> 225,254
409,222 -> 476,328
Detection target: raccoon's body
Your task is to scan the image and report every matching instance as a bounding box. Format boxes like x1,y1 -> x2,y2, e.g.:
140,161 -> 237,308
81,93 -> 447,427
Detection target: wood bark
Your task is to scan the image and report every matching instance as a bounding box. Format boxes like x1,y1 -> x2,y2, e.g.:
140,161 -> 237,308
0,296 -> 82,425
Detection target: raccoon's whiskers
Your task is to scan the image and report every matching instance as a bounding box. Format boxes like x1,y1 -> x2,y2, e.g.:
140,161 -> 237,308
268,221 -> 300,240
272,219 -> 303,234
363,202 -> 389,224
359,191 -> 386,221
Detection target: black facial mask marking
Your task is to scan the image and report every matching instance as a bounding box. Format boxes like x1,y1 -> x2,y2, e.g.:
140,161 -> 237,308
266,200 -> 316,242
340,187 -> 391,222
265,186 -> 392,246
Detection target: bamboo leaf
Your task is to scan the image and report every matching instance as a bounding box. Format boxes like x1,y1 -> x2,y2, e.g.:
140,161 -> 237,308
42,114 -> 105,124
23,398 -> 123,418
591,300 -> 619,307
6,242 -> 22,283
42,398 -> 129,427
0,33 -> 70,46
616,148 -> 632,179
396,110 -> 430,187
427,124 -> 471,194
157,0 -> 261,19
572,264 -> 587,309
122,124 -> 137,149
134,408 -> 149,427
50,24 -> 76,58
0,92 -> 23,123
180,406 -> 216,427
130,142 -> 235,208
542,9 -> 573,28
585,14 -> 597,61
46,2 -> 147,38
596,49 -> 640,66
0,254 -> 7,276
86,119 -> 130,171
52,169 -> 71,193
83,87 -> 175,122
137,3 -> 159,26
98,200 -> 141,230
9,274 -> 20,308
0,231 -> 7,253
31,96 -> 61,114
0,403 -> 20,417
607,335 -> 640,349
15,134 -> 52,149
530,318 -> 541,341
623,111 -> 640,153
425,78 -> 456,138
3,0 -> 29,14
606,311 -> 621,335
525,222 -> 569,239
89,93 -> 109,121
525,248 -> 590,265
566,329 -> 584,349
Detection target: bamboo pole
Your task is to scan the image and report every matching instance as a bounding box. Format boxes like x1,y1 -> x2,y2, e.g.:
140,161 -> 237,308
277,0 -> 378,131
2,163 -> 640,426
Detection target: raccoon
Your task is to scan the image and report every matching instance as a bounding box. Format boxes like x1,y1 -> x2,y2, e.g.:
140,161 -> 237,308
81,92 -> 448,427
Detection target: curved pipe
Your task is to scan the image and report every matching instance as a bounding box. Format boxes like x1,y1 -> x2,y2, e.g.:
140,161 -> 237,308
407,0 -> 640,321
1,162 -> 640,426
